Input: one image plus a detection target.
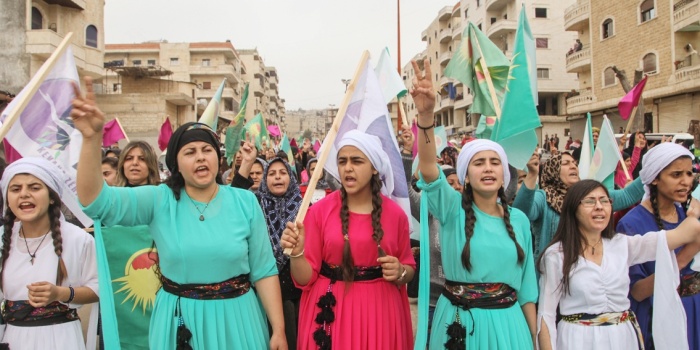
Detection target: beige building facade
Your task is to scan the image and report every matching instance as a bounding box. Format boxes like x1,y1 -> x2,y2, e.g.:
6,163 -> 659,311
565,0 -> 700,137
403,0 -> 579,146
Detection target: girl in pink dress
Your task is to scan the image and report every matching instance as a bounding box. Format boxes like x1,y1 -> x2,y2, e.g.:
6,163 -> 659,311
281,130 -> 416,349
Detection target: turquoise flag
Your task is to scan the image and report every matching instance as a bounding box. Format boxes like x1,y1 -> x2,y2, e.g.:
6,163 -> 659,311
445,22 -> 510,117
589,115 -> 624,187
243,113 -> 269,150
224,83 -> 249,165
374,47 -> 408,103
199,79 -> 226,130
578,113 -> 594,178
491,6 -> 541,169
280,133 -> 296,171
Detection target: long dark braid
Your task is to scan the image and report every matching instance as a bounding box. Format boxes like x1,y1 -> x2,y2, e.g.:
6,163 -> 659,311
340,187 -> 355,282
370,174 -> 386,257
498,187 -> 525,264
649,184 -> 664,231
460,184 -> 477,271
0,209 -> 17,291
48,190 -> 68,286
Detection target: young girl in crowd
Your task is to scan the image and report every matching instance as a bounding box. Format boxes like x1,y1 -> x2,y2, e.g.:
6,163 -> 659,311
71,78 -> 287,350
115,140 -> 161,187
0,158 -> 98,349
617,142 -> 700,349
281,130 -> 415,349
411,59 -> 537,349
101,156 -> 118,186
538,180 -> 700,349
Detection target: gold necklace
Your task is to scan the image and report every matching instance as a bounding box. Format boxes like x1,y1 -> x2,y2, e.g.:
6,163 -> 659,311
188,187 -> 218,221
585,237 -> 603,255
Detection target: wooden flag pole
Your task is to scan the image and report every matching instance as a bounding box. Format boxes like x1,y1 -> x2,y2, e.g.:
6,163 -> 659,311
283,50 -> 370,255
0,32 -> 74,141
623,105 -> 639,136
397,97 -> 408,127
115,117 -> 130,143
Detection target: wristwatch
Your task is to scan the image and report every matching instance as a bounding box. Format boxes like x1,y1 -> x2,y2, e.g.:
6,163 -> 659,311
397,265 -> 407,282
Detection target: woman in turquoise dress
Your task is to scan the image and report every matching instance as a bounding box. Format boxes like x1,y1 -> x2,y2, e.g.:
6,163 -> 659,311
71,78 -> 287,350
411,59 -> 537,349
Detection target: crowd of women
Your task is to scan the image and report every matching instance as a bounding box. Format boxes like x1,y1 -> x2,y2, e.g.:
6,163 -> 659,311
3,59 -> 700,350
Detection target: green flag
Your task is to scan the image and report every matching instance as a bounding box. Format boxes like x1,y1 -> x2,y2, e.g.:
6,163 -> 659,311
445,22 -> 510,117
103,225 -> 160,350
491,6 -> 541,169
243,113 -> 269,150
280,133 -> 297,172
224,83 -> 249,165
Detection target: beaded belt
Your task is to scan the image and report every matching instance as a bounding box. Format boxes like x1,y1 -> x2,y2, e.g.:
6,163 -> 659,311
441,281 -> 518,349
1,300 -> 78,327
314,262 -> 384,350
160,273 -> 250,300
562,310 -> 643,350
679,272 -> 700,297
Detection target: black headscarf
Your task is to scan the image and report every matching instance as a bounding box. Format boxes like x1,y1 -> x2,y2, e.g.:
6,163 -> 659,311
165,122 -> 221,174
623,132 -> 647,178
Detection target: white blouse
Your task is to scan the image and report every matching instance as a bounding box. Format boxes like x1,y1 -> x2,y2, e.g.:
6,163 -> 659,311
537,231 -> 660,350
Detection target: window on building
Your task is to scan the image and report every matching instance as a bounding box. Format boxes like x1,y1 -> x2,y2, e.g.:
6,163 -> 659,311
133,60 -> 142,66
537,68 -> 550,79
85,25 -> 98,48
202,59 -> 211,67
465,9 -> 469,18
604,67 -> 616,86
535,8 -> 548,18
552,97 -> 559,115
147,59 -> 156,66
478,23 -> 482,31
170,57 -> 179,66
202,82 -> 211,90
643,53 -> 657,74
640,0 -> 655,22
602,18 -> 613,39
31,7 -> 43,30
491,17 -> 497,24
476,0 -> 480,7
536,38 -> 549,49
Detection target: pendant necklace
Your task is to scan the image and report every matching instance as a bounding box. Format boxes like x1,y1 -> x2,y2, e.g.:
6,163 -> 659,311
587,237 -> 603,255
188,187 -> 218,221
21,226 -> 49,265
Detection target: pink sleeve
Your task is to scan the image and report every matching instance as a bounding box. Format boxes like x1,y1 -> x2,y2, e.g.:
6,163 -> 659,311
630,147 -> 642,172
395,210 -> 417,270
294,206 -> 322,290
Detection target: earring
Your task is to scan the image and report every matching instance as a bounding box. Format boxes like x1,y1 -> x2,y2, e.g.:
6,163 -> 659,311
50,201 -> 55,204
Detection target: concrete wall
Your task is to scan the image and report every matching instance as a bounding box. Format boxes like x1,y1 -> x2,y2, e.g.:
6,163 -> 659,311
0,0 -> 30,93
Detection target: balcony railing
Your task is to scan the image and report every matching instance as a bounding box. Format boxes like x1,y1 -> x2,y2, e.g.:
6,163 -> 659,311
566,89 -> 594,110
675,64 -> 700,83
564,0 -> 590,31
566,47 -> 591,72
673,0 -> 699,32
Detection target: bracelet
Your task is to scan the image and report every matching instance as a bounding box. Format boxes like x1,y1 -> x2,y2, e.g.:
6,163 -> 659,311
397,265 -> 407,282
416,121 -> 433,144
289,249 -> 305,258
64,286 -> 75,303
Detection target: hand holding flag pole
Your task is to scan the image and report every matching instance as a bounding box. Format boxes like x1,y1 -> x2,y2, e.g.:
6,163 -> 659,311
283,51 -> 370,256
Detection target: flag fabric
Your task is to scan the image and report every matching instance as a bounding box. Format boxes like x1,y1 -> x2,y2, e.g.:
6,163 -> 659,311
3,139 -> 22,163
319,58 -> 412,235
434,126 -> 448,156
618,76 -> 648,120
578,113 -> 595,179
243,113 -> 269,150
587,116 -> 624,188
103,119 -> 127,148
290,137 -> 298,149
0,46 -> 91,227
313,140 -> 321,153
445,22 -> 511,117
224,83 -> 249,165
102,225 -> 159,350
374,47 -> 408,103
267,124 -> 281,137
198,79 -> 226,130
157,117 -> 173,151
491,6 -> 541,170
280,133 -> 296,171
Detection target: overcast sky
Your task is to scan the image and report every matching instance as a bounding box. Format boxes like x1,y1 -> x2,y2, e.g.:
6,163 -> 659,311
104,0 -> 451,110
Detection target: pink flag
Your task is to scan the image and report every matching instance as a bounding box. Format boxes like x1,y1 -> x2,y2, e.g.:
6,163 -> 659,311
618,76 -> 648,120
267,124 -> 281,137
411,119 -> 418,157
3,139 -> 22,163
158,117 -> 173,151
290,138 -> 298,148
313,140 -> 321,153
102,119 -> 127,147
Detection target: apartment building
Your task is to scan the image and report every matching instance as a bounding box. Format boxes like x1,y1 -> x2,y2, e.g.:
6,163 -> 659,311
404,0 -> 579,145
2,0 -> 104,94
565,0 -> 700,137
238,49 -> 285,129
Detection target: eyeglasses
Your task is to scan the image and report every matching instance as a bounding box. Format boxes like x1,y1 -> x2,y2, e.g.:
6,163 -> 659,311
579,197 -> 613,208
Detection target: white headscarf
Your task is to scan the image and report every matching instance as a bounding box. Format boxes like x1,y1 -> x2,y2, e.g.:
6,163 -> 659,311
456,139 -> 510,187
337,130 -> 393,196
1,157 -> 79,220
639,142 -> 694,200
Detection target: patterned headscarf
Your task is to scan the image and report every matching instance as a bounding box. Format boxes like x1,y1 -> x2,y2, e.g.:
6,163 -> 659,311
541,154 -> 569,214
256,157 -> 302,268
